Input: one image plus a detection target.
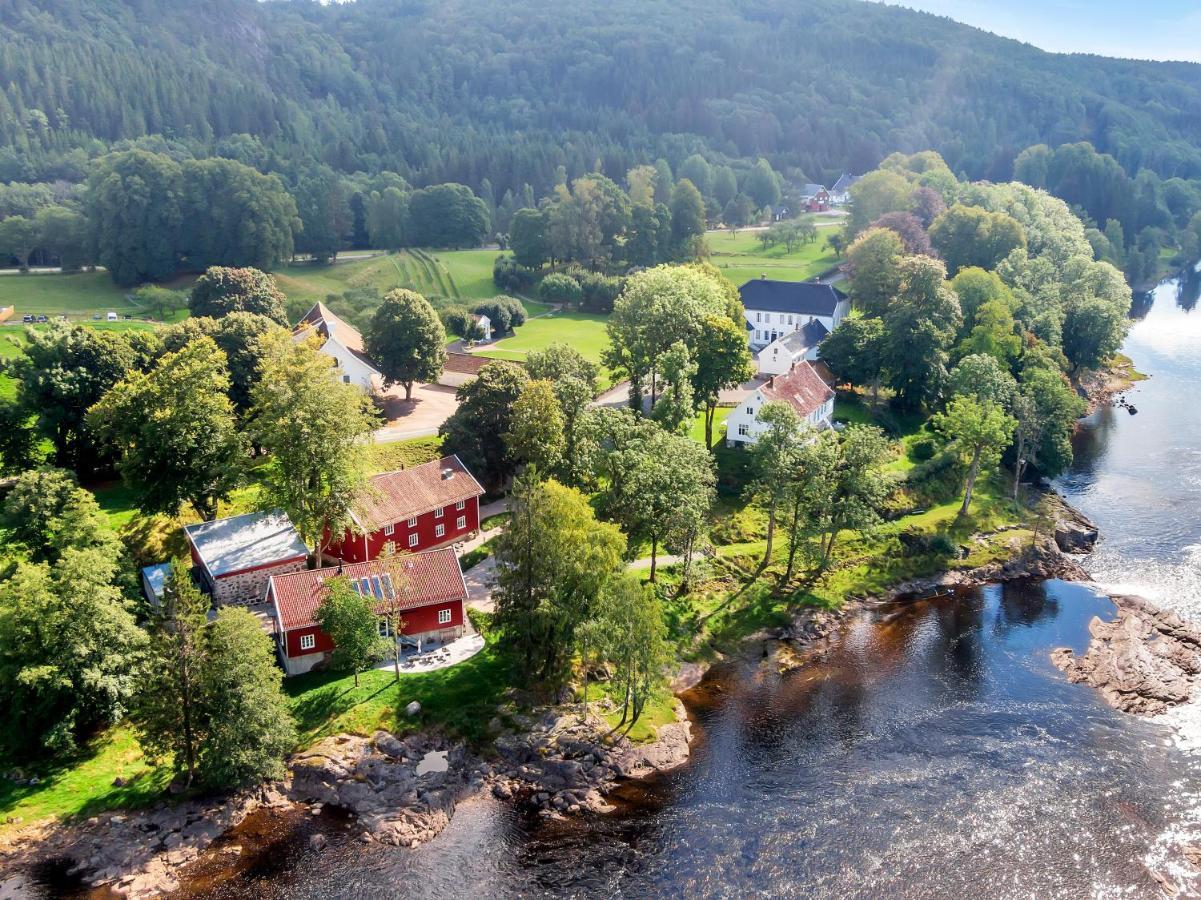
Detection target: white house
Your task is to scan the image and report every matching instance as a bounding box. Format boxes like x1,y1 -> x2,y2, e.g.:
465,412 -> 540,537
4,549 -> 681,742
739,277 -> 850,352
471,313 -> 493,343
725,361 -> 835,447
830,173 -> 862,205
293,302 -> 382,391
757,319 -> 830,376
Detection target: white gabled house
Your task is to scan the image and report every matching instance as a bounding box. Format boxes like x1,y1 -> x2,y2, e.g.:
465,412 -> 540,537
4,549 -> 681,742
293,301 -> 382,391
471,313 -> 493,343
757,319 -> 829,376
830,172 -> 861,205
725,361 -> 835,447
739,277 -> 850,353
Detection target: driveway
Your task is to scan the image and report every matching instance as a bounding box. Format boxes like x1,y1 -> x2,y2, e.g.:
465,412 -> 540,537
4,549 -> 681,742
374,382 -> 459,442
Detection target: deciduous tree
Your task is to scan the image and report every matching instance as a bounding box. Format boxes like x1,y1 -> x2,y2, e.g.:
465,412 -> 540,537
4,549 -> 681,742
366,289 -> 446,400
189,266 -> 288,325
440,360 -> 529,490
934,396 -> 1016,515
316,577 -> 388,686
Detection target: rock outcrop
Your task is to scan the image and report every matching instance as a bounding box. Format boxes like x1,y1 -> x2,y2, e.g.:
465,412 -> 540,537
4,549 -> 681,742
0,782 -> 291,899
1052,594 -> 1201,716
487,701 -> 692,817
289,732 -> 471,848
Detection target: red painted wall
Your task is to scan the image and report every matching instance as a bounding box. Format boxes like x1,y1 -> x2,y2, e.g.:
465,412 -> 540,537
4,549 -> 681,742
285,599 -> 465,658
325,496 -> 480,563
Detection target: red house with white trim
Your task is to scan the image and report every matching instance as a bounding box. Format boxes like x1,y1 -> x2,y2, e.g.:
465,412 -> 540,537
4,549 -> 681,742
324,455 -> 484,563
267,549 -> 469,676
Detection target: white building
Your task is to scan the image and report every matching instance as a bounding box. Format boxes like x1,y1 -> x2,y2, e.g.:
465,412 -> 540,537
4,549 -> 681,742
830,173 -> 862,205
293,302 -> 382,391
739,277 -> 850,352
470,313 -> 493,343
757,319 -> 830,376
725,361 -> 835,447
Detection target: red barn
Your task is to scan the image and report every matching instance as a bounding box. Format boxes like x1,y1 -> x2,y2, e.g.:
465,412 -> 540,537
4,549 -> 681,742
324,455 -> 484,563
267,549 -> 469,676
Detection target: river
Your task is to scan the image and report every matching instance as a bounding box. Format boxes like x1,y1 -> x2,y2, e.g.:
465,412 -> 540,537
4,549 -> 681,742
169,268 -> 1201,898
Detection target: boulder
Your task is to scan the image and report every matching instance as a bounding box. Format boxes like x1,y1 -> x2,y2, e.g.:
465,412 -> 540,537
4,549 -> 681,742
405,700 -> 422,717
309,833 -> 328,852
1055,520 -> 1099,553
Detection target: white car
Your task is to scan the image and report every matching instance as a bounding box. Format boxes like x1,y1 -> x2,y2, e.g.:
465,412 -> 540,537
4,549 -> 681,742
106,311 -> 118,321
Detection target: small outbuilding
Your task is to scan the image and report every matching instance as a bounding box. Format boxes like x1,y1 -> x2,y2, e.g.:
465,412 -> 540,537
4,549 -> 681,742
184,509 -> 310,606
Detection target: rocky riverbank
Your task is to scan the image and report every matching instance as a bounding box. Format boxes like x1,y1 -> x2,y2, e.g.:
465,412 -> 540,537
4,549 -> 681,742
1052,594 -> 1201,716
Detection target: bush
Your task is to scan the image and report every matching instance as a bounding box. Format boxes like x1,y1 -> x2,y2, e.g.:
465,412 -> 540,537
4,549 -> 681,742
539,272 -> 582,307
565,266 -> 625,313
493,255 -> 537,293
440,305 -> 479,339
910,436 -> 939,461
472,296 -> 526,334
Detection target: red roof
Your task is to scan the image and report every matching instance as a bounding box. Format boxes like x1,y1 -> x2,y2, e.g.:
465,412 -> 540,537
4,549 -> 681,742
354,455 -> 484,532
269,549 -> 467,632
761,361 -> 835,418
443,352 -> 491,375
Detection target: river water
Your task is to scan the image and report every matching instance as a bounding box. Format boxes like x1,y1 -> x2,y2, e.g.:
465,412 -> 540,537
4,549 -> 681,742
174,270 -> 1201,898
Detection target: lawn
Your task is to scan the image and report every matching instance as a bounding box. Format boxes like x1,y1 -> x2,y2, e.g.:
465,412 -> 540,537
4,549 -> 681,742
0,271 -> 140,318
275,249 -> 505,314
705,227 -> 842,288
473,310 -> 610,364
687,406 -> 733,448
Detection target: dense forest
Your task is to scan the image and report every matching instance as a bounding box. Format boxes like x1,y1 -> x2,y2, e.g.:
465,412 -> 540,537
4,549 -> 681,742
3,0 -> 1201,195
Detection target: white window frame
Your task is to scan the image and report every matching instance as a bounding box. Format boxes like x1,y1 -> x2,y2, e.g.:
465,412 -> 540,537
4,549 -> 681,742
408,533 -> 419,548
383,523 -> 394,536
455,500 -> 465,511
299,633 -> 316,651
756,312 -> 761,323
738,423 -> 750,436
435,524 -> 445,538
746,406 -> 754,414
456,516 -> 466,530
434,506 -> 444,519
438,608 -> 452,625
407,516 -> 417,527
383,540 -> 396,556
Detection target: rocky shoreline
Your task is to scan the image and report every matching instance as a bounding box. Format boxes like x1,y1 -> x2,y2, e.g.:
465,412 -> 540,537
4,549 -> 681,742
1052,594 -> 1201,716
0,494 -> 1129,899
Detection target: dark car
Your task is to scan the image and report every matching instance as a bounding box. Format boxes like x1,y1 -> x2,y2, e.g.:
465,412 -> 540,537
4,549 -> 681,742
35,314 -> 48,323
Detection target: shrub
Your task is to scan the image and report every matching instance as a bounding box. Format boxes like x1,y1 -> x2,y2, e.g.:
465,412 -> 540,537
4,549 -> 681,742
440,305 -> 480,339
493,255 -> 537,293
910,436 -> 939,461
539,272 -> 582,307
472,296 -> 526,334
566,266 -> 625,313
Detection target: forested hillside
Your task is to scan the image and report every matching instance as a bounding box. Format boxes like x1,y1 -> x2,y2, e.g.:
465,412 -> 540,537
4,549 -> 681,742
3,0 -> 1201,194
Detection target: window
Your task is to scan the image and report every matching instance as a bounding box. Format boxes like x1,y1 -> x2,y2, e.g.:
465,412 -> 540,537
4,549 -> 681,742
342,375 -> 351,384
738,423 -> 750,436
299,633 -> 316,651
765,313 -> 772,324
788,315 -> 794,325
378,619 -> 391,637
456,500 -> 465,511
434,507 -> 444,519
407,516 -> 417,527
438,608 -> 452,625
756,312 -> 761,323
456,516 -> 466,530
383,540 -> 396,556
383,523 -> 394,536
435,524 -> 445,538
746,406 -> 753,414
408,533 -> 419,548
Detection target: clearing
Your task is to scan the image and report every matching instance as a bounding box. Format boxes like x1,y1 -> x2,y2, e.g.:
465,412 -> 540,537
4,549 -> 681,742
706,227 -> 842,287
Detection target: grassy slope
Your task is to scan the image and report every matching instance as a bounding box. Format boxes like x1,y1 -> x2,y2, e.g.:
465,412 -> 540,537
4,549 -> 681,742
473,310 -> 610,364
706,228 -> 842,287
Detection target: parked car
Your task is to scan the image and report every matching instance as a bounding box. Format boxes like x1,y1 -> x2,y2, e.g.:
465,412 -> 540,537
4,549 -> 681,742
123,314 -> 132,320
106,311 -> 118,321
91,313 -> 101,320
35,315 -> 48,323
21,314 -> 32,323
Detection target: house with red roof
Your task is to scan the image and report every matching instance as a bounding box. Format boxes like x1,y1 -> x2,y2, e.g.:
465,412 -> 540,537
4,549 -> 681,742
267,549 -> 469,676
725,361 -> 835,447
293,301 -> 382,391
324,455 -> 485,563
184,509 -> 310,605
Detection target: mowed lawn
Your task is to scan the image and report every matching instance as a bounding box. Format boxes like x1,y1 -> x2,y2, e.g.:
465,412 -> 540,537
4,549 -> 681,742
0,271 -> 139,318
275,249 -> 504,310
473,310 -> 610,364
706,227 -> 842,287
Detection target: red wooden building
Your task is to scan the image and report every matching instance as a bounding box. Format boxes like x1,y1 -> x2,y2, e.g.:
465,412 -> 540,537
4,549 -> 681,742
324,455 -> 485,563
267,549 -> 469,676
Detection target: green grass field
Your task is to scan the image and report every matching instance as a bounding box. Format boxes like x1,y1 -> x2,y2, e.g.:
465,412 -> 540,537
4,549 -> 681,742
705,227 -> 842,288
473,310 -> 610,364
0,271 -> 139,318
275,249 -> 504,311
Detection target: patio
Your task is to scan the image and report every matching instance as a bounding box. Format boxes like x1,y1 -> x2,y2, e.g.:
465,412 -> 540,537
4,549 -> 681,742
374,631 -> 485,674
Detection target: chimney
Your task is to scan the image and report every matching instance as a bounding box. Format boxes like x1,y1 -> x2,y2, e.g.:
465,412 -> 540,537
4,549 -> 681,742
441,468 -> 454,480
